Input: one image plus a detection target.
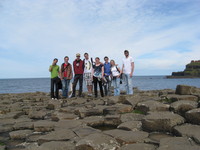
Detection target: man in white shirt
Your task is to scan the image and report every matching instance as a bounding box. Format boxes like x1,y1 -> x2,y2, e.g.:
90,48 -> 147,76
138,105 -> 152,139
83,53 -> 93,96
122,50 -> 134,95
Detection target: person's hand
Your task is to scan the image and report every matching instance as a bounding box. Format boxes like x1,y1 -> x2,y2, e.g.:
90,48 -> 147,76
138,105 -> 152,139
130,73 -> 133,77
117,75 -> 120,78
52,60 -> 57,66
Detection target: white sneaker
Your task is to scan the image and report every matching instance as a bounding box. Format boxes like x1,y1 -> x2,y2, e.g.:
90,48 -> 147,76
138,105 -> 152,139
51,98 -> 54,100
88,94 -> 92,97
54,98 -> 58,100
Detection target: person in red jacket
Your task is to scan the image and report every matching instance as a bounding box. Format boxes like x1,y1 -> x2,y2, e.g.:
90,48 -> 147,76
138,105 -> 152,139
71,53 -> 84,97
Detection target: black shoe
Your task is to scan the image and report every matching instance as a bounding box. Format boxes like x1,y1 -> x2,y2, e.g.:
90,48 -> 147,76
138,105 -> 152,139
70,95 -> 75,98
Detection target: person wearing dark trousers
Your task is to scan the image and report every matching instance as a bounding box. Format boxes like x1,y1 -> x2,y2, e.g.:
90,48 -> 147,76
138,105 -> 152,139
71,53 -> 84,97
92,57 -> 104,98
49,58 -> 60,100
103,56 -> 112,96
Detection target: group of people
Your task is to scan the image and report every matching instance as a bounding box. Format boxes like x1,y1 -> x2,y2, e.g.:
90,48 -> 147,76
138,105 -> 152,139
49,50 -> 134,100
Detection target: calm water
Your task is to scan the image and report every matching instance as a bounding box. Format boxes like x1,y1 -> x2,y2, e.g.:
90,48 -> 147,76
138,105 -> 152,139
0,76 -> 199,94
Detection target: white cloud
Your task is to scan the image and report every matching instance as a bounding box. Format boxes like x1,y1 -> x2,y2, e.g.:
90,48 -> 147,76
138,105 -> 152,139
0,0 -> 200,78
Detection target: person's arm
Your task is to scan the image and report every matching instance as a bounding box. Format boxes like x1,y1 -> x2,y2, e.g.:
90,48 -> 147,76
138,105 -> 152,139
73,61 -> 75,74
58,66 -> 61,78
60,65 -> 63,80
49,66 -> 53,72
130,62 -> 134,77
69,65 -> 73,80
91,67 -> 94,81
101,66 -> 104,77
122,64 -> 124,73
117,67 -> 122,78
49,60 -> 56,72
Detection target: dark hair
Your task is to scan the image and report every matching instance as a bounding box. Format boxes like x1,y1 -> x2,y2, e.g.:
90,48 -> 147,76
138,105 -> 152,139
84,53 -> 88,56
124,50 -> 129,53
54,58 -> 58,61
104,56 -> 108,59
64,56 -> 69,59
95,57 -> 100,60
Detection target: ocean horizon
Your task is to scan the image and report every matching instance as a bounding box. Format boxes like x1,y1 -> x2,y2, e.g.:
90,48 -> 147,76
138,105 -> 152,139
0,76 -> 200,94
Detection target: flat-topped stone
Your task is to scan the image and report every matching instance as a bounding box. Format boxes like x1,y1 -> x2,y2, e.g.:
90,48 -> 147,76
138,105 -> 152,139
120,113 -> 145,122
103,129 -> 149,144
142,111 -> 185,132
9,129 -> 33,140
13,121 -> 34,130
173,124 -> 200,144
34,120 -> 55,132
75,133 -> 120,150
170,100 -> 198,115
117,121 -> 142,131
167,94 -> 198,102
120,143 -> 157,150
38,129 -> 76,145
185,108 -> 200,125
157,137 -> 200,150
31,141 -> 75,150
136,100 -> 169,114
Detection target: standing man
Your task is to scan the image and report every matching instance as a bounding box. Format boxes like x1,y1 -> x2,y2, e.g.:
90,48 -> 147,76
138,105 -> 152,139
103,56 -> 112,96
71,53 -> 84,97
49,58 -> 60,100
83,53 -> 93,96
122,50 -> 134,95
60,56 -> 73,98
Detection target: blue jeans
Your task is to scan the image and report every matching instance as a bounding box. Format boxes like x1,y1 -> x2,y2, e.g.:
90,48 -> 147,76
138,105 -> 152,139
62,78 -> 70,97
104,76 -> 112,96
124,74 -> 133,95
113,77 -> 120,96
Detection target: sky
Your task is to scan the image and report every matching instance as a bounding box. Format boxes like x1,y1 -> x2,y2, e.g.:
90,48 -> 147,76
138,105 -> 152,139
0,0 -> 200,78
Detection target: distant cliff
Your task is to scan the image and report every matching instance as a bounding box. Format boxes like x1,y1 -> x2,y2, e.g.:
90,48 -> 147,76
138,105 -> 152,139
167,60 -> 200,78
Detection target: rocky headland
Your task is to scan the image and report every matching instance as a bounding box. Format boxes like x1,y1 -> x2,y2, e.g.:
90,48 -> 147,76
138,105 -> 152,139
167,60 -> 200,78
0,85 -> 200,150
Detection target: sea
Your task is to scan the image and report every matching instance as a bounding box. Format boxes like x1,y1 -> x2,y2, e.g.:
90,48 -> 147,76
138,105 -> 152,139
0,76 -> 200,94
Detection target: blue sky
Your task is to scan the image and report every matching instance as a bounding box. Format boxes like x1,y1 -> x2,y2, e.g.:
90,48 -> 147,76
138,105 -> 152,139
0,0 -> 200,78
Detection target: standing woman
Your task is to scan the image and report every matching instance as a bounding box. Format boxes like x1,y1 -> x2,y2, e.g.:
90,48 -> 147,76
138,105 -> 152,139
92,57 -> 104,98
110,60 -> 122,96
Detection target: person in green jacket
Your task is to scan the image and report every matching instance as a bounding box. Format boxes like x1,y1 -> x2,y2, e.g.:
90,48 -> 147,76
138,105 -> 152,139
49,58 -> 60,100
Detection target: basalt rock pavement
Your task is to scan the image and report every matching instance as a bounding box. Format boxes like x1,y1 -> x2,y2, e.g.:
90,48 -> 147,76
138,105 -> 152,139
0,84 -> 200,150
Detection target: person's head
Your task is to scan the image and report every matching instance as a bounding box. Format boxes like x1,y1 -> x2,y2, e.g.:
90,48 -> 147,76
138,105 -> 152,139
110,60 -> 115,66
53,58 -> 58,64
76,53 -> 81,60
64,56 -> 69,63
124,50 -> 129,58
84,53 -> 89,60
95,57 -> 100,64
104,56 -> 109,63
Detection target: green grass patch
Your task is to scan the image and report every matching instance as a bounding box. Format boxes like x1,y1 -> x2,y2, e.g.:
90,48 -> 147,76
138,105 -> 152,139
0,142 -> 5,146
132,109 -> 145,115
